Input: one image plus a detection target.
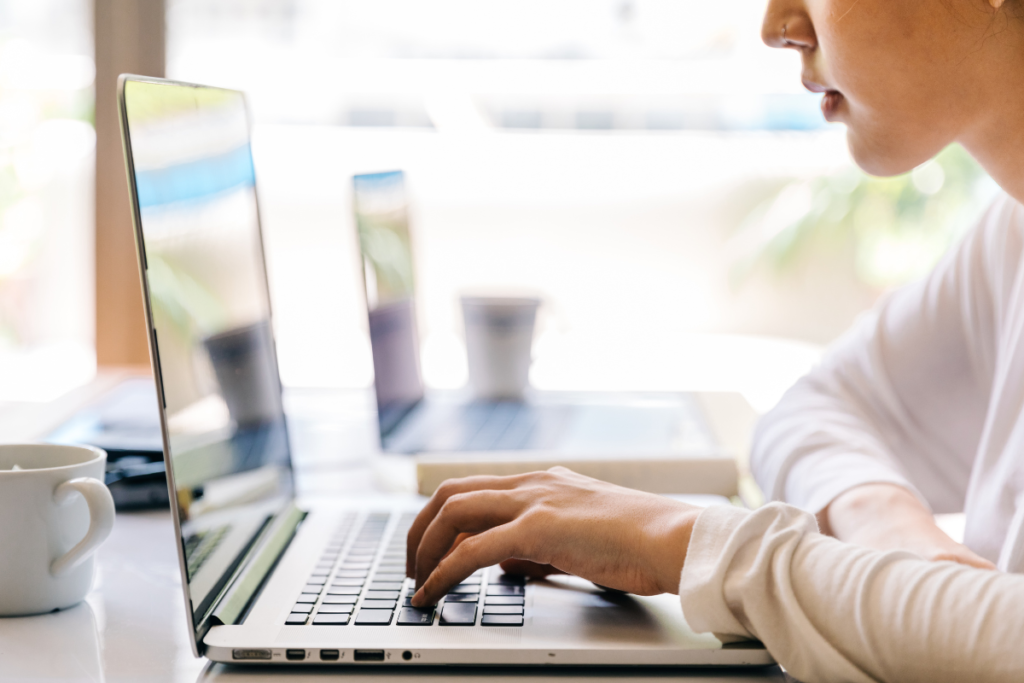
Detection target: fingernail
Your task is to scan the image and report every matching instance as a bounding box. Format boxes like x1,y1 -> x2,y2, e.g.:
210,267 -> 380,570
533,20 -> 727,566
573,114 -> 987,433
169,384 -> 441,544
411,590 -> 424,607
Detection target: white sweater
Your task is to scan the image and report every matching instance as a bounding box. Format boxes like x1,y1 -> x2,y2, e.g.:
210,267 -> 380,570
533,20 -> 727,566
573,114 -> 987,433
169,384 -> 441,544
679,503 -> 1024,683
751,192 -> 1024,572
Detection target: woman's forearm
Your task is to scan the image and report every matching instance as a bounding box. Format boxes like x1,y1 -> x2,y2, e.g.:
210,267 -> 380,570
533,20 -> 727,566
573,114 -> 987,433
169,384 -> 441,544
819,483 -> 994,569
680,503 -> 1024,683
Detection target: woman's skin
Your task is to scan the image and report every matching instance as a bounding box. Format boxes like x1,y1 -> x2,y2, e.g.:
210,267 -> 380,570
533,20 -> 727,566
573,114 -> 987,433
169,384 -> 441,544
408,0 -> 1024,603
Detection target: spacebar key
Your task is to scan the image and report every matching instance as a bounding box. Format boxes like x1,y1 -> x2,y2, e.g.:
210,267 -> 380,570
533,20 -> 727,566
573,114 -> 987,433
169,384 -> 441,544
439,603 -> 477,626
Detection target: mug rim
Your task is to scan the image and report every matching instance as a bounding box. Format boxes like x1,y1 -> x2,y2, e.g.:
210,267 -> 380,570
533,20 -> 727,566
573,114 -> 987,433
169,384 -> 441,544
0,443 -> 107,474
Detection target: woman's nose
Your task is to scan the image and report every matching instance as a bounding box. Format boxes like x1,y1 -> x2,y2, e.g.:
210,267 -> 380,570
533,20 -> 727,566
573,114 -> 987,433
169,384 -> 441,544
761,1 -> 816,50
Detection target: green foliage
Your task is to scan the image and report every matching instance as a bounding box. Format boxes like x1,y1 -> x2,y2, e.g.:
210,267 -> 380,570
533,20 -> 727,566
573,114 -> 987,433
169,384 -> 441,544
735,144 -> 996,289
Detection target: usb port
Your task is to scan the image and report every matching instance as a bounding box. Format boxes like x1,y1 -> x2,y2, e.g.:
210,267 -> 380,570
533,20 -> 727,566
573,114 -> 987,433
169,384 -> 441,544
320,649 -> 340,661
353,649 -> 385,662
285,649 -> 306,661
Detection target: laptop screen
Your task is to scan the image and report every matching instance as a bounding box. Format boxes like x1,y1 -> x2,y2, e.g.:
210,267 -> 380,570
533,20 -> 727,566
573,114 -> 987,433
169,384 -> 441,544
352,171 -> 425,436
120,78 -> 294,635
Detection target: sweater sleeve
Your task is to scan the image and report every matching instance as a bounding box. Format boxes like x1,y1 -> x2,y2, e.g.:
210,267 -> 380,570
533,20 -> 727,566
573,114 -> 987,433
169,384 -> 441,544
679,504 -> 1024,683
751,195 -> 1024,514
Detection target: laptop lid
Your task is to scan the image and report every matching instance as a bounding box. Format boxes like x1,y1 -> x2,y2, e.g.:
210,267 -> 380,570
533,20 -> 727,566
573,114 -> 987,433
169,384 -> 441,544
117,75 -> 298,656
352,171 -> 425,437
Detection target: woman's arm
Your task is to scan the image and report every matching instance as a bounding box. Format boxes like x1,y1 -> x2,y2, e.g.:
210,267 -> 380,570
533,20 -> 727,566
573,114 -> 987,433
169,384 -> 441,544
819,483 -> 994,569
752,196 -> 1023,561
681,503 -> 1024,683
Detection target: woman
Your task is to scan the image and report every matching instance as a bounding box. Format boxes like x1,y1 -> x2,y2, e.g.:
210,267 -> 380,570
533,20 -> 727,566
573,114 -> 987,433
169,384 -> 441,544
406,1 -> 1024,681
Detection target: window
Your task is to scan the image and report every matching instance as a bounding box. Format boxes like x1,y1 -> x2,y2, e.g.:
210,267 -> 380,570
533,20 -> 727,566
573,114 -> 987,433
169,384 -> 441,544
0,0 -> 95,401
166,1 -> 992,410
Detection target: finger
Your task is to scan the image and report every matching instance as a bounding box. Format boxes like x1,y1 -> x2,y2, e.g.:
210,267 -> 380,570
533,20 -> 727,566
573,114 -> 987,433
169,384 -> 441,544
412,523 -> 527,607
406,473 -> 539,577
499,558 -> 566,578
415,490 -> 527,587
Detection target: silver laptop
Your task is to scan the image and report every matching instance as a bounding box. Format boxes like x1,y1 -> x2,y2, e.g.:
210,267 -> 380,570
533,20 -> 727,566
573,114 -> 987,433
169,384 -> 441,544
117,74 -> 773,668
352,170 -> 716,456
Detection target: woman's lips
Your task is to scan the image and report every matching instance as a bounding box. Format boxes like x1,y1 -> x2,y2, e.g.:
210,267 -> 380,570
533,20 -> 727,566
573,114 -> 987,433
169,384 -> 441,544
820,90 -> 844,121
801,78 -> 845,122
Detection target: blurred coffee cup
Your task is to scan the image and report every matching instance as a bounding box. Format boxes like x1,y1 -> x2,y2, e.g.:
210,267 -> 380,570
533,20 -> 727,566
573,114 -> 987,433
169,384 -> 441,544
0,444 -> 115,617
460,295 -> 541,400
203,319 -> 283,427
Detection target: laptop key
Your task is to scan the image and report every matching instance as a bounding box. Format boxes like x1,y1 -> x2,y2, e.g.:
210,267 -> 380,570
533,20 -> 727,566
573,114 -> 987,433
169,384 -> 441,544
305,576 -> 327,585
364,590 -> 400,600
484,596 -> 524,606
373,573 -> 406,582
332,578 -> 365,587
443,593 -> 478,603
457,575 -> 482,585
491,574 -> 526,586
327,586 -> 362,595
486,585 -> 524,596
337,570 -> 368,579
303,584 -> 324,594
482,614 -> 524,626
368,582 -> 403,591
483,605 -> 524,615
296,593 -> 319,604
291,603 -> 314,613
313,613 -> 350,625
355,609 -> 394,625
397,607 -> 434,625
439,603 -> 477,626
361,600 -> 397,610
448,584 -> 480,594
285,613 -> 308,625
322,595 -> 358,604
317,604 -> 354,614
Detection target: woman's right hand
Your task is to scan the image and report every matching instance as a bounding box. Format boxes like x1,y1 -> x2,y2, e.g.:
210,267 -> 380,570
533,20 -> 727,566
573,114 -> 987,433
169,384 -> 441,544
405,467 -> 703,607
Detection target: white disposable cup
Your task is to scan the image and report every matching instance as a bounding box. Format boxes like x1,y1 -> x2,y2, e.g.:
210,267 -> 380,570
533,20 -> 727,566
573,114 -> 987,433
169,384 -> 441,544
461,296 -> 540,400
0,444 -> 115,616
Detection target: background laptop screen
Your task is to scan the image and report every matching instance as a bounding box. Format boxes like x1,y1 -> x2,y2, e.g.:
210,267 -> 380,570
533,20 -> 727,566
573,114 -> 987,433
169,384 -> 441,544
353,171 -> 425,436
121,79 -> 293,629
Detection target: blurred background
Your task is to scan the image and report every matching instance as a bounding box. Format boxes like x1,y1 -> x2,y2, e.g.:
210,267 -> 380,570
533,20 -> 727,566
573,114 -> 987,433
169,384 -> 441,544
0,0 -> 999,411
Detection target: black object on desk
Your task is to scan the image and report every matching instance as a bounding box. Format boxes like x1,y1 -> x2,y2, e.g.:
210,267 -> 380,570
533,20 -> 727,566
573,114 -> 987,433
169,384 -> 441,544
47,378 -> 168,510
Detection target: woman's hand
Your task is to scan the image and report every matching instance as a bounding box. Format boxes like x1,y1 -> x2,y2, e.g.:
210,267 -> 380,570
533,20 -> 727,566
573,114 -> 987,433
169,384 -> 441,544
405,467 -> 702,607
819,483 -> 996,570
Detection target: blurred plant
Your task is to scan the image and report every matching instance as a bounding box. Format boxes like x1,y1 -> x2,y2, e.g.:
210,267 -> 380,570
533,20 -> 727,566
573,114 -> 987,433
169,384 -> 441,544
732,144 -> 998,290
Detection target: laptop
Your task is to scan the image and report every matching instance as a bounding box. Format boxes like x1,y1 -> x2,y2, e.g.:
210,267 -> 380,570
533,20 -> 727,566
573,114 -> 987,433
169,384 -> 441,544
117,74 -> 773,667
352,170 -> 716,456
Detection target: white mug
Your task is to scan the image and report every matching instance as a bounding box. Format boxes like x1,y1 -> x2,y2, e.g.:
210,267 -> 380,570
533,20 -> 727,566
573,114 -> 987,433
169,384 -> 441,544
461,296 -> 541,400
0,444 -> 115,617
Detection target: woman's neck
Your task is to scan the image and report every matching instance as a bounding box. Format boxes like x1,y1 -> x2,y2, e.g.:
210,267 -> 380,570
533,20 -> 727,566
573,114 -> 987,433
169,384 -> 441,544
957,16 -> 1024,204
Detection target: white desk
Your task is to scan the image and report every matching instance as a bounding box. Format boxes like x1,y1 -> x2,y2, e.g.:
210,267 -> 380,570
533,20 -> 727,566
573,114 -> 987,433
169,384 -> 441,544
0,337 -> 816,683
0,490 -> 788,683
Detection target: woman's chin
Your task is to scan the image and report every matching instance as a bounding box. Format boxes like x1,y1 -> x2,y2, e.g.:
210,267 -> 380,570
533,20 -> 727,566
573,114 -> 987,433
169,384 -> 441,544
845,130 -> 924,178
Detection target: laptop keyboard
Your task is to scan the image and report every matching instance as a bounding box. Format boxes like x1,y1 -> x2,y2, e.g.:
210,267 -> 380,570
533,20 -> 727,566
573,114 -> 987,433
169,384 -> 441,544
285,512 -> 525,627
184,524 -> 231,578
400,402 -> 572,453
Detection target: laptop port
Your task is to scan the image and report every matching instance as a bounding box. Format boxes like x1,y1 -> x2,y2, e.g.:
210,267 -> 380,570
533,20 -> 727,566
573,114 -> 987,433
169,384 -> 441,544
320,649 -> 340,661
285,649 -> 306,661
354,650 -> 385,662
232,649 -> 271,660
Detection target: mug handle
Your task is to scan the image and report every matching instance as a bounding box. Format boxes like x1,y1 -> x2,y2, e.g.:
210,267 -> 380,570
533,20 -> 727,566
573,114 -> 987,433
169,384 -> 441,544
50,477 -> 116,578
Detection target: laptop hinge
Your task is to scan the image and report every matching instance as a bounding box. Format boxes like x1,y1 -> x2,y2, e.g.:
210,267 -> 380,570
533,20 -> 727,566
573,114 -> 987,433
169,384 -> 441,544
198,503 -> 306,645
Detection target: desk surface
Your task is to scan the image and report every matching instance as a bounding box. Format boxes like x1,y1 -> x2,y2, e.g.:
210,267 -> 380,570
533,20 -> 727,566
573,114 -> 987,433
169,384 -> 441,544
0,364 -> 798,683
0,499 -> 787,683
